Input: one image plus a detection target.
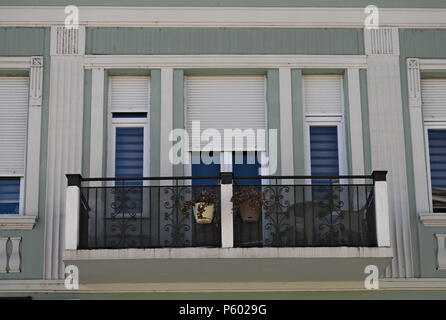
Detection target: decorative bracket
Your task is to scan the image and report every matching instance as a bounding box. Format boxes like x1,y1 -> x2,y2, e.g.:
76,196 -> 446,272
29,56 -> 43,107
407,58 -> 422,108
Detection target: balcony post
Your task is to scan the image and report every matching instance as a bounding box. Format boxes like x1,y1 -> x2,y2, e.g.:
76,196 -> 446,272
65,174 -> 82,250
373,171 -> 391,247
220,172 -> 234,248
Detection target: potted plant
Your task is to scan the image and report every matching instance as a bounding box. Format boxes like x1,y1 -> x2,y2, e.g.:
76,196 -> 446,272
231,186 -> 265,223
181,189 -> 219,224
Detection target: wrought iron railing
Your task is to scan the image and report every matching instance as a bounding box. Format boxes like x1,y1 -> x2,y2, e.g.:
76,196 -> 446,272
72,173 -> 380,250
78,176 -> 221,249
232,176 -> 377,247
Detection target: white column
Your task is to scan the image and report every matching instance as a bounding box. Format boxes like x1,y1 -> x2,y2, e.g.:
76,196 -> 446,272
365,27 -> 414,277
65,184 -> 80,250
347,68 -> 365,179
89,68 -> 105,178
45,26 -> 85,279
25,56 -> 44,216
160,68 -> 173,182
374,172 -> 391,247
279,68 -> 294,184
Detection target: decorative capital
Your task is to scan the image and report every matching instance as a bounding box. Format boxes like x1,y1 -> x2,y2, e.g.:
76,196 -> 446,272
407,58 -> 422,107
51,25 -> 85,56
29,56 -> 43,107
364,27 -> 400,55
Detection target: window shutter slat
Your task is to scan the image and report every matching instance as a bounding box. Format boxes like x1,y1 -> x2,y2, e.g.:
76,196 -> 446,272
0,77 -> 28,176
185,76 -> 266,151
110,76 -> 150,113
303,75 -> 343,116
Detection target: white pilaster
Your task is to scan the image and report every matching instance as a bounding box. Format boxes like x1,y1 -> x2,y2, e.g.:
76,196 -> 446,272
160,68 -> 173,182
347,68 -> 365,179
25,56 -> 44,216
220,183 -> 234,248
375,180 -> 391,247
407,59 -> 431,214
365,27 -> 414,278
89,68 -> 105,178
45,26 -> 85,279
279,68 -> 294,182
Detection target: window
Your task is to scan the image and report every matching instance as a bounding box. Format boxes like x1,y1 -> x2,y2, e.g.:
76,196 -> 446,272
0,77 -> 29,215
422,79 -> 446,213
426,129 -> 446,212
107,76 -> 150,182
303,75 -> 346,180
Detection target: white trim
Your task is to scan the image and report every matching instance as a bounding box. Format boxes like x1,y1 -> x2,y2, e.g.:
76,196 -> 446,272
420,213 -> 446,227
0,57 -> 31,69
84,55 -> 367,70
89,68 -> 105,179
64,247 -> 393,261
2,7 -> 446,28
419,59 -> 446,71
0,215 -> 36,230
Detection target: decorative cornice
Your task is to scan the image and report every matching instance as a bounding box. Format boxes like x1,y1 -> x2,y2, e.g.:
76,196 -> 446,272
50,25 -> 85,56
83,54 -> 367,69
1,7 -> 446,28
0,215 -> 37,230
364,27 -> 399,55
419,213 -> 446,227
407,58 -> 422,107
29,56 -> 43,107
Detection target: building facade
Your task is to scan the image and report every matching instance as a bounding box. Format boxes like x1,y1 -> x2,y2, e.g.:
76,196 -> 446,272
0,1 -> 446,299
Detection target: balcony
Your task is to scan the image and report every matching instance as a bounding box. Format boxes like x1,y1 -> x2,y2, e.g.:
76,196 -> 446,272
65,172 -> 390,250
63,172 -> 392,284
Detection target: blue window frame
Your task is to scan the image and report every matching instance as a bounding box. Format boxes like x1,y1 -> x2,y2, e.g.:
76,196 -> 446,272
428,129 -> 446,212
0,178 -> 20,214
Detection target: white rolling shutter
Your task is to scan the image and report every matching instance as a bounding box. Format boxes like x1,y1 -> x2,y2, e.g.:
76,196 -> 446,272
185,76 -> 266,151
0,77 -> 29,176
421,79 -> 446,121
110,76 -> 150,113
303,75 -> 344,116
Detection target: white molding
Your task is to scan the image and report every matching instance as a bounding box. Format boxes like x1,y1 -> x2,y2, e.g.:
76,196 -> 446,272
2,7 -> 446,28
89,68 -> 105,179
279,68 -> 294,181
419,59 -> 446,71
84,55 -> 367,70
50,25 -> 85,56
64,247 -> 393,261
29,57 -> 43,107
0,57 -> 31,69
65,186 -> 80,251
0,215 -> 37,230
436,234 -> 446,270
407,59 -> 422,107
347,68 -> 365,178
419,214 -> 446,227
2,278 -> 446,293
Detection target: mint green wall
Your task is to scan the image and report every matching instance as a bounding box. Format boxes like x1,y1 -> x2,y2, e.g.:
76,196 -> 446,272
343,71 -> 353,177
173,70 -> 184,177
359,70 -> 372,175
150,70 -> 161,180
291,69 -> 305,177
2,0 -> 446,8
0,27 -> 51,280
86,28 -> 364,55
399,29 -> 446,278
